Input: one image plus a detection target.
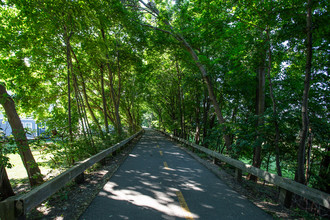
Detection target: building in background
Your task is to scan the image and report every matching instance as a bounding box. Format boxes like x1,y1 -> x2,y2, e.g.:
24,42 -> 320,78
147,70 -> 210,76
0,114 -> 46,139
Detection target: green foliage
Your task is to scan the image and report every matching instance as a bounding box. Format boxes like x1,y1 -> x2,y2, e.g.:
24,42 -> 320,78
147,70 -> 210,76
0,0 -> 328,201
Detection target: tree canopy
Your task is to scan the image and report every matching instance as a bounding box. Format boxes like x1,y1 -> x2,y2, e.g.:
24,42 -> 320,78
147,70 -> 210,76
0,0 -> 329,200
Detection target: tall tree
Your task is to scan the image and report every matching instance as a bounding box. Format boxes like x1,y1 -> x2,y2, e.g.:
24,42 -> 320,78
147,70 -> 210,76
266,29 -> 282,176
0,84 -> 43,186
296,0 -> 313,184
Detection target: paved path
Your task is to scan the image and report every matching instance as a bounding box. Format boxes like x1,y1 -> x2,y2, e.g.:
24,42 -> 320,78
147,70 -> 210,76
80,129 -> 272,219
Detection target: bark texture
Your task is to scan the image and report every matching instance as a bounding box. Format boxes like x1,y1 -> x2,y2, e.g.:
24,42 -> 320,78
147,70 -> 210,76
248,63 -> 266,182
0,84 -> 43,186
296,0 -> 313,184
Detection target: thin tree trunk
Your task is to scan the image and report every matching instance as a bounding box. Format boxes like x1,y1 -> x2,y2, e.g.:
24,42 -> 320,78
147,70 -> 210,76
296,0 -> 312,184
202,90 -> 210,147
80,75 -> 103,136
70,47 -> 103,135
114,39 -> 122,135
64,28 -> 73,141
100,64 -> 109,134
72,74 -> 88,162
305,129 -> 312,185
175,60 -> 184,138
181,89 -> 186,139
179,38 -> 232,150
248,57 -> 266,182
101,28 -> 122,135
195,94 -> 201,145
319,146 -> 330,192
73,74 -> 96,153
266,29 -> 282,176
0,84 -> 43,186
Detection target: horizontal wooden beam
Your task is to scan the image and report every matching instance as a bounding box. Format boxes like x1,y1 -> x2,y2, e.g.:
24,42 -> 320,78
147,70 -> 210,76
159,130 -> 330,209
0,129 -> 143,219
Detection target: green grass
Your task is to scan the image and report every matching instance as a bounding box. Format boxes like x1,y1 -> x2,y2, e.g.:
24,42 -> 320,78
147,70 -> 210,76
6,150 -> 59,186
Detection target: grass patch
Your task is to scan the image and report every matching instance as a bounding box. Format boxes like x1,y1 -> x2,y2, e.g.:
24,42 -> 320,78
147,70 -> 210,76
6,150 -> 60,187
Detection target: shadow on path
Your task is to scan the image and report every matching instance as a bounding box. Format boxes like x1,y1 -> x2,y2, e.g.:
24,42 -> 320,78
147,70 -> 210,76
80,129 -> 272,220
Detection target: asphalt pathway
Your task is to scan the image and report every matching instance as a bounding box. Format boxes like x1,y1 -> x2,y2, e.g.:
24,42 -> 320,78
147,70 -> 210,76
80,129 -> 273,219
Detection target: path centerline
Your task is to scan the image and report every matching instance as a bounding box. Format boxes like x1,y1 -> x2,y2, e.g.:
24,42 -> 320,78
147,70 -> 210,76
80,129 -> 273,220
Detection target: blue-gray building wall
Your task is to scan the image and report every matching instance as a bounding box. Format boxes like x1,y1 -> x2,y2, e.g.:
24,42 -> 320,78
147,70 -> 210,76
0,118 -> 40,139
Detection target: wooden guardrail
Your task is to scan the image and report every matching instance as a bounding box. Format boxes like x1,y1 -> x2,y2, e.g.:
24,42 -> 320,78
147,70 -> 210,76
158,130 -> 330,209
0,129 -> 144,220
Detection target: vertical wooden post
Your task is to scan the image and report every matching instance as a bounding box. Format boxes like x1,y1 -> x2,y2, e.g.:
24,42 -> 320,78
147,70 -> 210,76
213,157 -> 221,165
100,158 -> 107,166
74,173 -> 85,184
235,168 -> 242,183
0,196 -> 18,220
279,187 -> 292,208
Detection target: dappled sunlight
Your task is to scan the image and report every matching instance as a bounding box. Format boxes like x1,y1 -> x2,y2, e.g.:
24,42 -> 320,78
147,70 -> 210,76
81,129 -> 272,219
140,181 -> 162,190
235,203 -> 246,208
200,203 -> 214,209
163,166 -> 175,171
100,182 -> 199,219
179,182 -> 204,192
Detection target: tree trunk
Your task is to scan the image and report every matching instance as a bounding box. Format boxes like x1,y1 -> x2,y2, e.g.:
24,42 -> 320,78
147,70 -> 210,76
114,40 -> 123,135
296,0 -> 312,184
0,165 -> 15,201
248,63 -> 266,182
64,27 -> 73,141
195,94 -> 201,145
0,84 -> 43,186
319,146 -> 330,192
305,129 -> 312,185
202,89 -> 210,146
179,38 -> 232,150
101,28 -> 122,135
175,60 -> 184,138
265,30 -> 282,176
80,74 -> 103,136
70,47 -> 103,135
100,64 -> 109,134
72,74 -> 96,154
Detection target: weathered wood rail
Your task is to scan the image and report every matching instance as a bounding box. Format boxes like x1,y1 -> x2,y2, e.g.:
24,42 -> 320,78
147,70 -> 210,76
0,129 -> 144,220
158,130 -> 330,209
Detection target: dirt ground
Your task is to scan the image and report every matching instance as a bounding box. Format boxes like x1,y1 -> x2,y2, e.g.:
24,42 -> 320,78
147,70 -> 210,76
13,134 -> 327,219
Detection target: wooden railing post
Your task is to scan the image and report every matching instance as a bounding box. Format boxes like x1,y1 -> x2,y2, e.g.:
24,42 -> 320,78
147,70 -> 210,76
235,168 -> 242,183
0,196 -> 18,220
279,187 -> 292,208
100,158 -> 107,166
74,172 -> 85,184
213,157 -> 221,165
112,150 -> 117,156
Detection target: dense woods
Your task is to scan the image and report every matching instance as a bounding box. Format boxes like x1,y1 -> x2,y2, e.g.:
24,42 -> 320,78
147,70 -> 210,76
0,0 -> 329,211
